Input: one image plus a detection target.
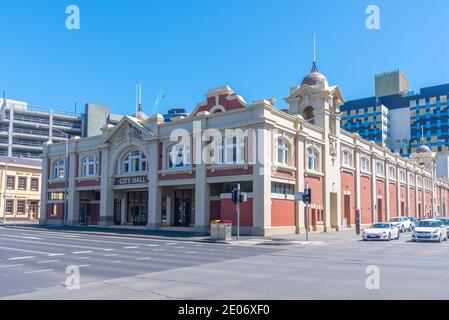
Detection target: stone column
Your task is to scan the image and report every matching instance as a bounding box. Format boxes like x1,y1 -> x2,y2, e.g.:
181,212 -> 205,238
39,155 -> 49,225
147,141 -> 161,230
371,155 -> 377,222
99,146 -> 114,227
385,162 -> 391,221
66,148 -> 78,225
295,135 -> 306,234
354,147 -> 361,218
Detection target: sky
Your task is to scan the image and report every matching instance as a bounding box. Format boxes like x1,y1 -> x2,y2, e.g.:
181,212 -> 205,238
1,0 -> 449,116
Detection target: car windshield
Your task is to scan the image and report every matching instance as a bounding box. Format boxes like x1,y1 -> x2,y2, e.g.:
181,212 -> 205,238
371,223 -> 389,229
418,221 -> 442,228
440,219 -> 449,225
389,218 -> 401,222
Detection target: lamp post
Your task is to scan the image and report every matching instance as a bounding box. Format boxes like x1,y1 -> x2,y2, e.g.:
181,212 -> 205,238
50,128 -> 69,226
3,158 -> 16,224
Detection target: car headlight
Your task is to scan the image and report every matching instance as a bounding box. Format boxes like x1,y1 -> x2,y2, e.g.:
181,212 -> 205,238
433,230 -> 439,234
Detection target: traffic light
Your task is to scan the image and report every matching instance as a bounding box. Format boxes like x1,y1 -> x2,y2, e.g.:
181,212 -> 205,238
239,193 -> 248,203
231,189 -> 239,204
302,188 -> 312,204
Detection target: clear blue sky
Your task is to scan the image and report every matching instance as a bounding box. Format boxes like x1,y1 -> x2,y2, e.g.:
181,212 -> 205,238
1,0 -> 449,116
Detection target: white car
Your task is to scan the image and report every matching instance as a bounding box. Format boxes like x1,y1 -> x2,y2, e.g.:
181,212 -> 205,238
412,219 -> 448,243
362,223 -> 400,241
389,217 -> 412,232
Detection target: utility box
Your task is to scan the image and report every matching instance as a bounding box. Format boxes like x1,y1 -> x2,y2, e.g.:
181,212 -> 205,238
210,220 -> 232,241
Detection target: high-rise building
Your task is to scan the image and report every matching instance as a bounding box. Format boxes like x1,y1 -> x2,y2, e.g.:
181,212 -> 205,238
0,98 -> 124,159
341,70 -> 449,177
163,108 -> 189,122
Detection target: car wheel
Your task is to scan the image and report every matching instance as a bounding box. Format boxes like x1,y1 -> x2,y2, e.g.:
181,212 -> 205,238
387,233 -> 391,241
412,239 -> 417,242
401,226 -> 405,233
396,232 -> 400,240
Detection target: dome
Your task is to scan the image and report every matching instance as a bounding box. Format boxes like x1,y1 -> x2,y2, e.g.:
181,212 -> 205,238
133,110 -> 149,121
301,62 -> 328,87
416,145 -> 431,154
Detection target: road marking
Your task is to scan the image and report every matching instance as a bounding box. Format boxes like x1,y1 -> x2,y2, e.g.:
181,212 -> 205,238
75,256 -> 91,260
0,237 -> 110,251
73,251 -> 93,255
104,254 -> 119,257
154,249 -> 164,251
186,251 -> 196,254
2,234 -> 42,240
147,244 -> 159,247
48,253 -> 66,257
24,269 -> 54,274
175,247 -> 185,249
75,264 -> 90,268
0,246 -> 58,256
8,256 -> 35,261
136,257 -> 151,261
103,249 -> 115,251
0,264 -> 23,268
165,243 -> 178,246
36,260 -> 60,264
110,260 -> 122,264
124,246 -> 139,249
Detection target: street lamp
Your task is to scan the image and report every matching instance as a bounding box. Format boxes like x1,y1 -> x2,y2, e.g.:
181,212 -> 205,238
3,158 -> 17,224
49,128 -> 69,226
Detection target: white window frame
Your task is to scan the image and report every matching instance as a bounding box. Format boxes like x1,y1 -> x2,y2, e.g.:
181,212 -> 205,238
307,147 -> 319,172
224,135 -> 245,165
53,159 -> 66,180
361,156 -> 370,173
408,173 -> 415,186
122,150 -> 147,174
82,156 -> 98,177
276,138 -> 291,166
342,149 -> 353,168
388,166 -> 396,180
168,143 -> 190,169
376,161 -> 384,177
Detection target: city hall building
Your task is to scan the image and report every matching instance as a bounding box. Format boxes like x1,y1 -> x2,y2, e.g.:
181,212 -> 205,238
40,62 -> 449,236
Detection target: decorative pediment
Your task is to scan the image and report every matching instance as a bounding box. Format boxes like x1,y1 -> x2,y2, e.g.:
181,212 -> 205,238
103,116 -> 154,146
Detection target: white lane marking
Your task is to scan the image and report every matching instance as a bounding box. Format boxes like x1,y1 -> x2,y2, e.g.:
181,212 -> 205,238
186,251 -> 196,254
24,269 -> 54,274
48,253 -> 66,257
2,234 -> 42,240
8,256 -> 35,261
103,249 -> 115,252
175,247 -> 185,249
110,260 -> 122,264
165,243 -> 178,246
147,244 -> 159,247
36,260 -> 60,265
210,249 -> 216,252
75,264 -> 90,268
0,237 -> 110,251
75,257 -> 91,260
104,254 -> 119,257
0,246 -> 59,256
195,245 -> 203,247
0,264 -> 23,268
73,251 -> 93,255
124,246 -> 139,249
136,257 -> 151,261
154,249 -> 164,251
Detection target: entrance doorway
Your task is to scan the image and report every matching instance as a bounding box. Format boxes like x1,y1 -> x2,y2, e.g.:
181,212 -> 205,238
127,191 -> 148,226
418,203 -> 422,219
175,190 -> 195,227
344,195 -> 351,226
114,198 -> 122,225
401,201 -> 405,216
377,199 -> 383,222
29,201 -> 39,219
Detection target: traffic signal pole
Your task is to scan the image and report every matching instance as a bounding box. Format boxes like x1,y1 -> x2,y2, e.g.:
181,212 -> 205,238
305,184 -> 310,242
237,183 -> 240,241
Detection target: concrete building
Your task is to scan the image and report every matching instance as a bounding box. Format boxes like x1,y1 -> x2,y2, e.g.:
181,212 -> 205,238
40,62 -> 449,235
0,156 -> 42,221
341,70 -> 449,177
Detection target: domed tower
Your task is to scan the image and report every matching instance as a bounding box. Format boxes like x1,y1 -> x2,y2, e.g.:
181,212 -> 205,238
410,144 -> 437,174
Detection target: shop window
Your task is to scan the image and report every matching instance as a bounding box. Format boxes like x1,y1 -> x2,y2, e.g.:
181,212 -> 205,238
48,192 -> 66,200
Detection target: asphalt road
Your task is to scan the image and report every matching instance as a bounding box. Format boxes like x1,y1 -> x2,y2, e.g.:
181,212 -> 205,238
1,226 -> 448,300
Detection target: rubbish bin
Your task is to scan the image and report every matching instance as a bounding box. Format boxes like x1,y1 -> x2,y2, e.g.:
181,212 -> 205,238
210,220 -> 232,241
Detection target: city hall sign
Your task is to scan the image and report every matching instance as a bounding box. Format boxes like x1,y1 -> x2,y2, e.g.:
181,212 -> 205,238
115,176 -> 149,186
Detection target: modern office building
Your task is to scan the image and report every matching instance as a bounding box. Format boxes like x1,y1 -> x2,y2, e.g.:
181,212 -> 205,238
341,70 -> 449,176
0,98 -> 124,159
163,108 -> 189,122
0,156 -> 42,221
40,62 -> 449,236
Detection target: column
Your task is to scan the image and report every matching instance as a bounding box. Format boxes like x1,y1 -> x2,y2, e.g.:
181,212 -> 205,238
296,135 -> 305,234
99,147 -> 114,227
39,157 -> 49,225
147,141 -> 161,230
371,156 -> 377,222
354,148 -> 361,219
252,126 -> 272,236
385,162 -> 390,221
66,149 -> 78,225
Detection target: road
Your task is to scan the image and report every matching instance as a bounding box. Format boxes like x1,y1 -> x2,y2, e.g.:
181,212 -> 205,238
0,226 -> 448,300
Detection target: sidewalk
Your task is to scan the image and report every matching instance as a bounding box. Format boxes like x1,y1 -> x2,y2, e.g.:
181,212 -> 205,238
1,223 -> 360,245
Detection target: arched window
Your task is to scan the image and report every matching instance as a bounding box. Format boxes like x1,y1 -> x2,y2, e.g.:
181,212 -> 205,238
82,156 -> 98,177
168,144 -> 189,169
122,150 -> 147,173
277,138 -> 291,165
307,147 -> 319,172
342,150 -> 353,167
53,159 -> 65,179
361,156 -> 370,172
303,106 -> 315,124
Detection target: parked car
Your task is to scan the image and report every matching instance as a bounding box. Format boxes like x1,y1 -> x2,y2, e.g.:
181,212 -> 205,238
412,219 -> 448,243
439,218 -> 449,238
388,217 -> 412,232
407,217 -> 420,230
362,223 -> 400,241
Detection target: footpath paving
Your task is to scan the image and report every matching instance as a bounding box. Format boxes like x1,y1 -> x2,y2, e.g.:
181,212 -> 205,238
0,223 -> 360,245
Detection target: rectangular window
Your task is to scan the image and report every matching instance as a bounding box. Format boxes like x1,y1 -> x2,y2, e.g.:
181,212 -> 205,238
48,192 -> 66,200
271,182 -> 295,195
6,176 -> 15,189
51,204 -> 58,217
31,178 -> 39,191
18,177 -> 27,190
5,200 -> 13,214
17,200 -> 26,215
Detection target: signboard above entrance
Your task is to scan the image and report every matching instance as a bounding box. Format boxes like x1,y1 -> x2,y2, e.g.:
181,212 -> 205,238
115,176 -> 149,186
